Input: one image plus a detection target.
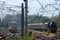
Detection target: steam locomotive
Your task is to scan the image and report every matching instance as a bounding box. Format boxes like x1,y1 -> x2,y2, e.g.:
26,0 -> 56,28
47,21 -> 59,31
8,21 -> 18,33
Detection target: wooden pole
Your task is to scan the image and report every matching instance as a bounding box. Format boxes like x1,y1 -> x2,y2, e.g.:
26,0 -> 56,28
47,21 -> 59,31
21,3 -> 24,36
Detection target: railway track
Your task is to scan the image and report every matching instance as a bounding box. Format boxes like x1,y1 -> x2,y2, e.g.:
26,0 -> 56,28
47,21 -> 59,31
34,33 -> 60,40
30,30 -> 60,40
0,29 -> 21,40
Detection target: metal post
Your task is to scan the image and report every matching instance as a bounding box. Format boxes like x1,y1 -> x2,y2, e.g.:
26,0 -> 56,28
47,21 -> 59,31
25,0 -> 28,34
21,3 -> 24,36
59,11 -> 60,16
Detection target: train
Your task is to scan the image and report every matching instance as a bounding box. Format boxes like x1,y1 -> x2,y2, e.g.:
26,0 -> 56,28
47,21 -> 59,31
8,21 -> 18,33
28,22 -> 58,33
28,23 -> 48,32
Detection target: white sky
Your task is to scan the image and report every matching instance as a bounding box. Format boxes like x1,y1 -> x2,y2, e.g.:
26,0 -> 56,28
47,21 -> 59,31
0,0 -> 60,17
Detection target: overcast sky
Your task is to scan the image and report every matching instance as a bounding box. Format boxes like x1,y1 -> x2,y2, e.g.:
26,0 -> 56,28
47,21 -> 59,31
0,0 -> 60,17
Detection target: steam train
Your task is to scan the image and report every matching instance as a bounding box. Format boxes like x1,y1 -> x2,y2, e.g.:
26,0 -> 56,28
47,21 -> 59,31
28,23 -> 48,31
28,22 -> 57,33
8,21 -> 18,33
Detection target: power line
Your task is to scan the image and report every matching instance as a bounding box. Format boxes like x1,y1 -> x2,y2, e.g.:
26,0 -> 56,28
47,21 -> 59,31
0,1 -> 21,17
36,0 -> 46,10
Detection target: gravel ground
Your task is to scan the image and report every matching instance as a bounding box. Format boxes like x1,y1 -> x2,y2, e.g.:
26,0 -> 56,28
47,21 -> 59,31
31,30 -> 60,40
0,29 -> 21,40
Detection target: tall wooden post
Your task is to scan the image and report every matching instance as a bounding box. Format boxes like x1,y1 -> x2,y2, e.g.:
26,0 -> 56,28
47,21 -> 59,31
21,3 -> 24,36
24,0 -> 28,34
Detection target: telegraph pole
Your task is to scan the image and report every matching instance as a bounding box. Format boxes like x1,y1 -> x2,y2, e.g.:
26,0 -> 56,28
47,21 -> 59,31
21,3 -> 24,39
24,0 -> 28,34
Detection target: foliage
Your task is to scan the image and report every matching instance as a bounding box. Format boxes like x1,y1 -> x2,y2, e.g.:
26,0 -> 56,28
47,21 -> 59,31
28,14 -> 51,23
54,16 -> 60,28
23,33 -> 35,40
